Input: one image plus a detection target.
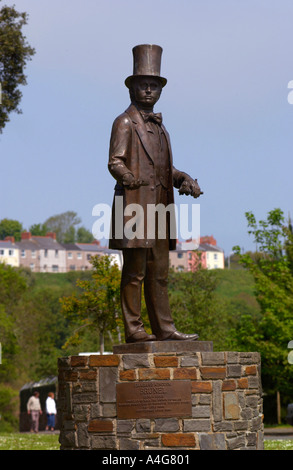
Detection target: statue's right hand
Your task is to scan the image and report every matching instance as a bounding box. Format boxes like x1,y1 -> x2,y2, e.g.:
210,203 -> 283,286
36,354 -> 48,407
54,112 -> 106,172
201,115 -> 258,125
122,174 -> 149,189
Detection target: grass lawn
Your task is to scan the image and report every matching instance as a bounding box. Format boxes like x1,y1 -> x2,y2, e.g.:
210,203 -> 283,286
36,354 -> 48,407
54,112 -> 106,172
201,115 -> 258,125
0,432 -> 60,450
264,440 -> 293,450
0,432 -> 292,450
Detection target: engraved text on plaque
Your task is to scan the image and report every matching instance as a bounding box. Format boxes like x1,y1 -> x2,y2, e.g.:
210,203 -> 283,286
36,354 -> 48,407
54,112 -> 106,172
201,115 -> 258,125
116,380 -> 192,419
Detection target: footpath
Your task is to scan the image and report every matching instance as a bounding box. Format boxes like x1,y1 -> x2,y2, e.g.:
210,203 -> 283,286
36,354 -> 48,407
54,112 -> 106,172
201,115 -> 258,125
264,427 -> 293,440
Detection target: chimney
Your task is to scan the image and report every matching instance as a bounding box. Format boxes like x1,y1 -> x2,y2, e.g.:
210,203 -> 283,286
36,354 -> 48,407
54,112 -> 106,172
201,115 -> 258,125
5,236 -> 15,243
46,232 -> 56,240
21,232 -> 32,240
200,235 -> 217,246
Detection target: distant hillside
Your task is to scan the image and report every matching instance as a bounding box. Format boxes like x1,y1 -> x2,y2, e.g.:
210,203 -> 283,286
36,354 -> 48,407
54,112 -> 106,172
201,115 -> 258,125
32,270 -> 92,291
32,267 -> 259,310
214,268 -> 259,312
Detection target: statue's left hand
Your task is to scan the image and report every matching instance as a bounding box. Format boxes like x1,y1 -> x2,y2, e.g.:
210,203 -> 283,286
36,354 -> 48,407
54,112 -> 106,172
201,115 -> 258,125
179,178 -> 203,198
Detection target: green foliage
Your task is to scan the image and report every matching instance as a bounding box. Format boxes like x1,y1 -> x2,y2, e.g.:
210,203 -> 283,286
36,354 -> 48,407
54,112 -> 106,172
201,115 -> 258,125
168,268 -> 234,351
29,223 -> 49,236
44,211 -> 81,243
40,211 -> 94,244
0,263 -> 28,380
76,226 -> 94,243
0,385 -> 18,432
0,1 -> 35,132
233,209 -> 293,397
27,286 -> 71,379
61,255 -> 122,353
0,218 -> 23,241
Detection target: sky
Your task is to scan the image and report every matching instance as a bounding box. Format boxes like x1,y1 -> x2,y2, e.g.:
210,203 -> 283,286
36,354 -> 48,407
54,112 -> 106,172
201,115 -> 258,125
1,0 -> 293,256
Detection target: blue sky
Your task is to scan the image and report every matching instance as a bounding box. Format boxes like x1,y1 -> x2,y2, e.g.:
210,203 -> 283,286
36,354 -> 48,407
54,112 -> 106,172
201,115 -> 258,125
1,0 -> 293,255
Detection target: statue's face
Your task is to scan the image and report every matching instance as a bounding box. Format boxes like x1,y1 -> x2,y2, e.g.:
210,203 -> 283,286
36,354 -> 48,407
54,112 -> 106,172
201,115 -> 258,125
131,76 -> 162,108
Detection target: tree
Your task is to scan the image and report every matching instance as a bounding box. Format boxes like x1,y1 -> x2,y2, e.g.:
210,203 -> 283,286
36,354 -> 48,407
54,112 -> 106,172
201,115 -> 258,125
0,2 -> 35,132
168,267 -> 232,351
29,223 -> 48,236
0,262 -> 28,381
233,209 -> 293,420
44,211 -> 81,243
0,218 -> 23,241
27,286 -> 71,378
61,255 -> 121,354
76,226 -> 94,243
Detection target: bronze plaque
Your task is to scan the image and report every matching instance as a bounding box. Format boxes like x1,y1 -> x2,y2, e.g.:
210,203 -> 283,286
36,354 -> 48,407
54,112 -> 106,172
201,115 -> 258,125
116,381 -> 192,419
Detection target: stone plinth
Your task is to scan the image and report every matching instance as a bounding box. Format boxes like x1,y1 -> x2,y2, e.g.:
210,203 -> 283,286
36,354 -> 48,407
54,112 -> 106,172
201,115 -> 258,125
57,343 -> 264,450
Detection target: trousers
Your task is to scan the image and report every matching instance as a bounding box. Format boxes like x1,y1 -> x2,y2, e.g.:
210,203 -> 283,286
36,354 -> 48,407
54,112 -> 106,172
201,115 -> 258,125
120,185 -> 176,341
30,411 -> 40,432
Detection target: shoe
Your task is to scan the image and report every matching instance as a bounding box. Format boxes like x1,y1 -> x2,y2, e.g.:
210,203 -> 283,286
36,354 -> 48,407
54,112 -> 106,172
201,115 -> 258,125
126,330 -> 156,343
161,330 -> 199,341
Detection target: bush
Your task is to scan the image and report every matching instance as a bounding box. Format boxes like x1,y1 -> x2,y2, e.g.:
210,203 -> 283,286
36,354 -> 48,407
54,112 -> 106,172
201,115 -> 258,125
0,384 -> 18,432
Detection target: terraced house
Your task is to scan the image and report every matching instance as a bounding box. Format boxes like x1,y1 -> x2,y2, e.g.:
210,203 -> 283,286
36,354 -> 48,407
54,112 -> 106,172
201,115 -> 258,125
16,232 -> 66,273
0,239 -> 19,267
0,232 -> 223,273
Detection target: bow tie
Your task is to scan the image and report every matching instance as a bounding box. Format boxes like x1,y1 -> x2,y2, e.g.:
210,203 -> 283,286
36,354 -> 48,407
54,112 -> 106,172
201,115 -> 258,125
141,111 -> 162,126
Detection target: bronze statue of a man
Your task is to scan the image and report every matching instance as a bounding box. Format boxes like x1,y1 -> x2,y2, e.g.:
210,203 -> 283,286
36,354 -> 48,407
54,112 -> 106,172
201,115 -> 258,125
108,44 -> 202,343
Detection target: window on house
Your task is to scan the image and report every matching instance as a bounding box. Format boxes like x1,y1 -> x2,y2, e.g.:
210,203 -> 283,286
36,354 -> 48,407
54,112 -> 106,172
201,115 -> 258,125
68,252 -> 72,259
0,249 -> 4,255
69,265 -> 76,271
77,252 -> 82,259
177,253 -> 183,259
52,265 -> 59,272
9,249 -> 14,256
30,263 -> 35,271
44,249 -> 48,258
21,250 -> 25,258
214,253 -> 218,260
31,250 -> 36,258
55,249 -> 59,257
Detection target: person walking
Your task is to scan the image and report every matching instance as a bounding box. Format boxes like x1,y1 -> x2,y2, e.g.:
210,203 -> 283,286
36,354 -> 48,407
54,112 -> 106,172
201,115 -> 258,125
27,391 -> 42,433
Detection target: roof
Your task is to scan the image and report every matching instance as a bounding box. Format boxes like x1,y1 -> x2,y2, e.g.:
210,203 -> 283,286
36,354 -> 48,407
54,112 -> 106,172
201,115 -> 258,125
20,376 -> 57,391
75,243 -> 106,252
198,243 -> 224,253
0,240 -> 17,249
16,236 -> 64,251
61,243 -> 81,251
173,243 -> 224,254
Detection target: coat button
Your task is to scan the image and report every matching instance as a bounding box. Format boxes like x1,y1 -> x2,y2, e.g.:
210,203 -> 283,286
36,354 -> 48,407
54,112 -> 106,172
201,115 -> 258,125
150,186 -> 155,191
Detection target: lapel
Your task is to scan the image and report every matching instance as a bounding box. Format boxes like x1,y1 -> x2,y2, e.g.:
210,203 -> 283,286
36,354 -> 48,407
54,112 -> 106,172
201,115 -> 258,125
125,104 -> 173,166
161,123 -> 173,165
125,104 -> 155,163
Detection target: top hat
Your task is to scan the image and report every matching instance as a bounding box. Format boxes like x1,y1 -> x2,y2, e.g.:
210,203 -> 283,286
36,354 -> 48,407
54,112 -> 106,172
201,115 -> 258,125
125,44 -> 167,89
